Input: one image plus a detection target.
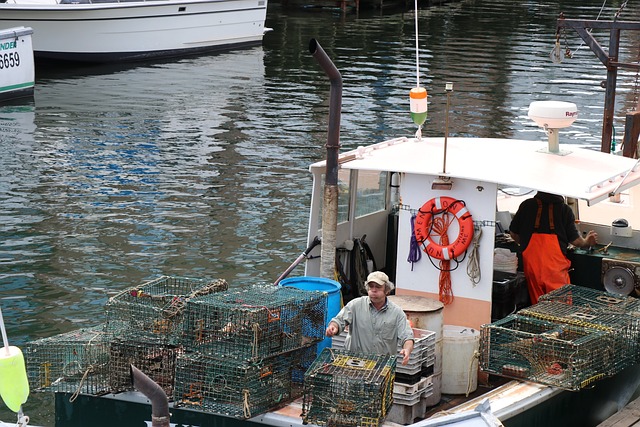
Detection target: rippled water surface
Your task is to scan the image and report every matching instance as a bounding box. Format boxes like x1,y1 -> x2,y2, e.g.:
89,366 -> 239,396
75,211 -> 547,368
1,0 -> 640,424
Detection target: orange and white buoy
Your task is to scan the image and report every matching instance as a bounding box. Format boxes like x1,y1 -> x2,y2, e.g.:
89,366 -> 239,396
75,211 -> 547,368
0,308 -> 29,413
410,87 -> 428,136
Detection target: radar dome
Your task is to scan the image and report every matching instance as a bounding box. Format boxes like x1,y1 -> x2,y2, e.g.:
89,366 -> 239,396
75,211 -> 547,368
528,101 -> 578,129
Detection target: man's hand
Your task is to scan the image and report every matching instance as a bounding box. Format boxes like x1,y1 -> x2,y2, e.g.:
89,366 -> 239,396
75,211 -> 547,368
325,321 -> 339,337
399,340 -> 415,365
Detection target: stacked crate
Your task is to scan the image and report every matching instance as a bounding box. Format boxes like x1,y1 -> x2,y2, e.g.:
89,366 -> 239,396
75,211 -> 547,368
301,348 -> 395,427
23,325 -> 111,395
331,327 -> 437,424
388,329 -> 436,424
172,285 -> 327,418
103,275 -> 228,395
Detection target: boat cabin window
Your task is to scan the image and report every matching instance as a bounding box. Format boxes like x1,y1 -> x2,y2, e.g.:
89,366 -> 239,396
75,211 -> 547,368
354,170 -> 387,218
337,168 -> 350,223
323,169 -> 388,224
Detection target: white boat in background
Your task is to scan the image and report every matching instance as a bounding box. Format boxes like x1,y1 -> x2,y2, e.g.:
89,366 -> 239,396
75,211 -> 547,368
0,0 -> 269,62
0,26 -> 34,100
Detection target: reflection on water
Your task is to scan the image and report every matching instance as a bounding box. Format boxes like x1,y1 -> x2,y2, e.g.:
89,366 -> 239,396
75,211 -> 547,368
1,0 -> 639,424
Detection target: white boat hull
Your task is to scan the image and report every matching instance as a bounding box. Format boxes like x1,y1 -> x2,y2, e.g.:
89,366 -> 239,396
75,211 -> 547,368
0,26 -> 34,100
0,0 -> 268,61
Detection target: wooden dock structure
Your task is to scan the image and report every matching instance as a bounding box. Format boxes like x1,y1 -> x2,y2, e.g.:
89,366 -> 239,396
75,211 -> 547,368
597,396 -> 640,427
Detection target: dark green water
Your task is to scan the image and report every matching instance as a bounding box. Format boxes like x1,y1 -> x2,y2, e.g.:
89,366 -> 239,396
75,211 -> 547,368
0,0 -> 639,424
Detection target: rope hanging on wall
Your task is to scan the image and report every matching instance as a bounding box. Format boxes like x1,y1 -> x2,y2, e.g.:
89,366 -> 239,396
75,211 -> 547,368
407,213 -> 422,270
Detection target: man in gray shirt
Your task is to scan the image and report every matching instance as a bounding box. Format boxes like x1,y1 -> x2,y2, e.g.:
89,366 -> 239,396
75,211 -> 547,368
325,271 -> 414,365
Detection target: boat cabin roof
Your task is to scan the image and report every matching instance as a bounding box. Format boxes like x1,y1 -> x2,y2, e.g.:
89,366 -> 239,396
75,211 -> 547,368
310,136 -> 640,206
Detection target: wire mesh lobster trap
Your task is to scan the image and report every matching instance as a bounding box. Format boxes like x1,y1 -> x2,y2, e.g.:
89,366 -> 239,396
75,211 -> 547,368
292,344 -> 318,387
108,338 -> 181,396
23,325 -> 110,395
301,348 -> 396,427
538,284 -> 640,315
181,285 -> 327,360
172,347 -> 304,419
480,314 -> 610,390
519,300 -> 639,374
104,276 -> 228,345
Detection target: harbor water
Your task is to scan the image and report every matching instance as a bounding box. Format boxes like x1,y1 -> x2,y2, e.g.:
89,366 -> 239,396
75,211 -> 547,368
1,0 -> 640,424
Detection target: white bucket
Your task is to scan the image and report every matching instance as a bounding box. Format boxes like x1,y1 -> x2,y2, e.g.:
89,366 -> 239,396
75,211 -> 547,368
441,325 -> 479,395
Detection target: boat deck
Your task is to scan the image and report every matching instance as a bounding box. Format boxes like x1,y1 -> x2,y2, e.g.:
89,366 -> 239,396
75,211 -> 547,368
597,395 -> 640,427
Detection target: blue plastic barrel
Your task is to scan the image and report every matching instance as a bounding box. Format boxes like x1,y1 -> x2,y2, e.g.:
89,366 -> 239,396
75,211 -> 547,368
279,276 -> 342,353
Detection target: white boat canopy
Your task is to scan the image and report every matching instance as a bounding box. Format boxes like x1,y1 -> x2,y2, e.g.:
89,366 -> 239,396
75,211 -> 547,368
310,137 -> 640,206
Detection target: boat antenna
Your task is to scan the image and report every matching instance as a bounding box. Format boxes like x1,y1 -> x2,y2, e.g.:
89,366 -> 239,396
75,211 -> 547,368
410,0 -> 427,140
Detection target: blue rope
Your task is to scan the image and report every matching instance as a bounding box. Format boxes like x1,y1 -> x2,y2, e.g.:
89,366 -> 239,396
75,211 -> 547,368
407,214 -> 422,270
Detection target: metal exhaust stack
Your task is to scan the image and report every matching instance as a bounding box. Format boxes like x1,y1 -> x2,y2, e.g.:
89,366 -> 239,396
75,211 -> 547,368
309,38 -> 342,280
130,364 -> 170,427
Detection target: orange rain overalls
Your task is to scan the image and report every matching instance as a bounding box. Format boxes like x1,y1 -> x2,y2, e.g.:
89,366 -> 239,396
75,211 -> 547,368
521,199 -> 571,304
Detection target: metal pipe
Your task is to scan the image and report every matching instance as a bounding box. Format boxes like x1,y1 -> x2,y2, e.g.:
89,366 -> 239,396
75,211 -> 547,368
309,39 -> 342,186
130,365 -> 170,427
273,236 -> 321,285
442,82 -> 453,173
309,39 -> 342,280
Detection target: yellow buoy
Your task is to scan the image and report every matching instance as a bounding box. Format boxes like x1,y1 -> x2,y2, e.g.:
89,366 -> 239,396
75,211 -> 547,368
410,86 -> 428,126
0,346 -> 29,412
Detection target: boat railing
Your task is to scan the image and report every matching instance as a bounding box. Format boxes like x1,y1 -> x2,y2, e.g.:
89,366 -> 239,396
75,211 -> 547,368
57,0 -> 170,4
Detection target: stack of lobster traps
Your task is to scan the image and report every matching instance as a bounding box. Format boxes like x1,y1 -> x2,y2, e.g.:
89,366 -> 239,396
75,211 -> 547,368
480,284 -> 640,390
24,275 -> 329,419
173,285 -> 327,418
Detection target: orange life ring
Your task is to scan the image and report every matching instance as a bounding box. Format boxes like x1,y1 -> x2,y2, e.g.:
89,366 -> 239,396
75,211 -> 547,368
414,196 -> 474,260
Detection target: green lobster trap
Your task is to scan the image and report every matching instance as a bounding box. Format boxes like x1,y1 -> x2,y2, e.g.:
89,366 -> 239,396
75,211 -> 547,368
538,284 -> 640,314
24,325 -> 110,395
108,338 -> 181,396
301,348 -> 395,427
105,276 -> 228,345
480,314 -> 610,391
172,348 -> 302,419
519,300 -> 639,374
182,285 -> 327,360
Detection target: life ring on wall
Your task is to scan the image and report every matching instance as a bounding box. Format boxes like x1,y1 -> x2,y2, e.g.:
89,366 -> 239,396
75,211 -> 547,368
414,196 -> 474,260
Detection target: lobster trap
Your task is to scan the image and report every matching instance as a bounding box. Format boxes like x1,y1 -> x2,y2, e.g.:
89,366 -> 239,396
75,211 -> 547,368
105,276 -> 228,344
292,344 -> 318,386
538,284 -> 640,314
519,300 -> 639,374
480,314 -> 610,390
182,285 -> 327,360
24,325 -> 110,395
173,348 -> 303,418
108,338 -> 181,396
301,348 -> 395,427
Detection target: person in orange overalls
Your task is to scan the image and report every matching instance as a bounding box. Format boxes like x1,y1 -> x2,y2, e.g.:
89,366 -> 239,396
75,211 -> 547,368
509,191 -> 597,304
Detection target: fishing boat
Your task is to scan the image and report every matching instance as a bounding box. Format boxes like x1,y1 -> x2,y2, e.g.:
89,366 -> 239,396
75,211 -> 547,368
0,0 -> 269,62
6,34 -> 632,427
0,26 -> 34,101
